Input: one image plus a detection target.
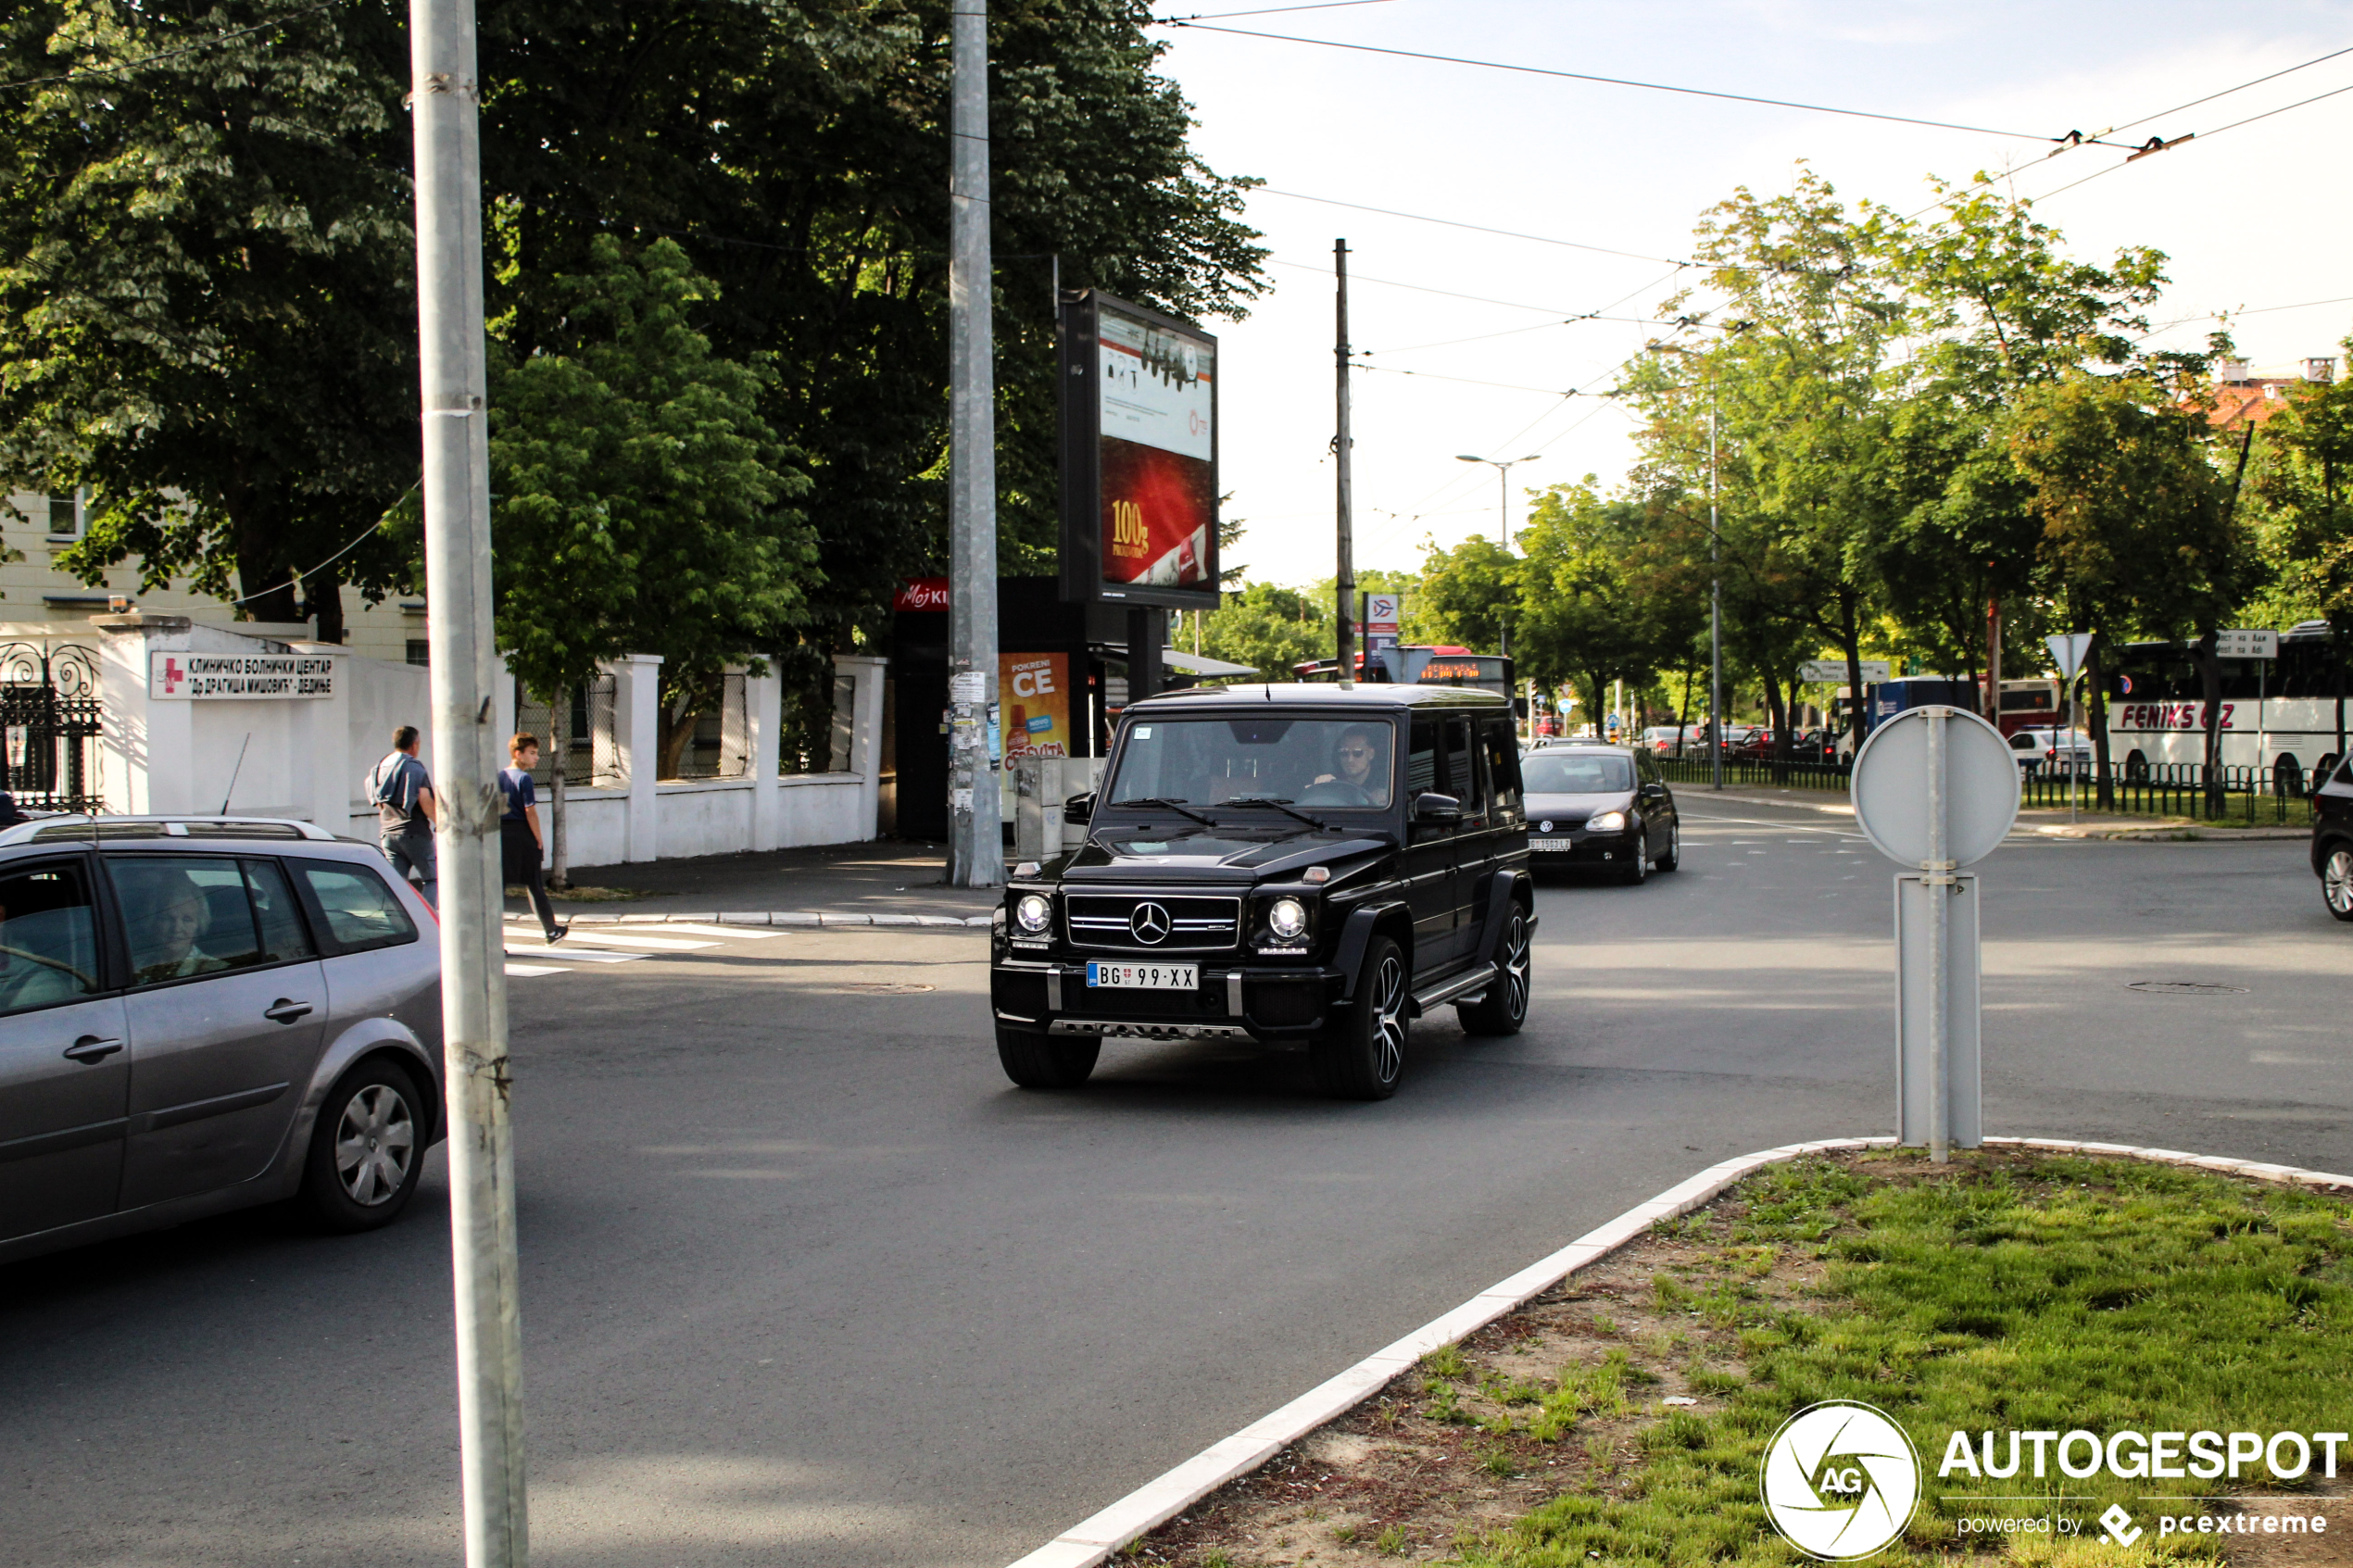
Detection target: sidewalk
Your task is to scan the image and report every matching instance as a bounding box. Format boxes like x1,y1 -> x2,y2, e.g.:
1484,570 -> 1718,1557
1679,781 -> 2309,840
519,840 -> 999,920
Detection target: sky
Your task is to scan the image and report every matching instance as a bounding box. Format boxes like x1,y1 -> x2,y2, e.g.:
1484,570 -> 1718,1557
1145,0 -> 2353,593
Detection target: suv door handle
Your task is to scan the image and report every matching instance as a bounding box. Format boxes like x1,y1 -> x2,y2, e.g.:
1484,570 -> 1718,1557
263,999 -> 314,1024
63,1035 -> 124,1063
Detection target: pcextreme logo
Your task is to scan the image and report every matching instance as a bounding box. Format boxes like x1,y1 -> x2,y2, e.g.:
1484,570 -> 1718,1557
1761,1401 -> 1922,1561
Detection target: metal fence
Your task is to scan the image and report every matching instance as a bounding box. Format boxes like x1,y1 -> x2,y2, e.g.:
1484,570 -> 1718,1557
0,643 -> 102,812
1648,743 -> 2323,826
516,675 -> 621,787
1654,753 -> 1852,792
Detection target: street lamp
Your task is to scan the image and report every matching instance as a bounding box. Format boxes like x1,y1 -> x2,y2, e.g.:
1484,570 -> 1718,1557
1455,453 -> 1542,551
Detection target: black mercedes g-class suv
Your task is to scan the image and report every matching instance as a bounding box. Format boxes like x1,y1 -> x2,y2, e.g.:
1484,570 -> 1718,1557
989,684 -> 1535,1099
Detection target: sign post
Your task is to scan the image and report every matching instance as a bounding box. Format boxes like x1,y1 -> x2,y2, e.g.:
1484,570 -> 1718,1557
1852,705 -> 2020,1161
2218,630 -> 2281,783
2046,633 -> 2093,822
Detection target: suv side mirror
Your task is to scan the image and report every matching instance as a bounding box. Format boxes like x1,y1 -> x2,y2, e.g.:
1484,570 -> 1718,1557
1063,792 -> 1096,825
1413,792 -> 1462,823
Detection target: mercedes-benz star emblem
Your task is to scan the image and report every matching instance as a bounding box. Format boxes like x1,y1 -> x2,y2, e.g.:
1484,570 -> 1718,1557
1129,902 -> 1172,945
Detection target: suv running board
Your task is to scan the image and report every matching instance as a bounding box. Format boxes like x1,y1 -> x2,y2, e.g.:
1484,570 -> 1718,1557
1411,962 -> 1496,1016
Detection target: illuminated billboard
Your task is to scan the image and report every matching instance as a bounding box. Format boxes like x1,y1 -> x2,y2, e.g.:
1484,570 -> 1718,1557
1059,290 -> 1220,610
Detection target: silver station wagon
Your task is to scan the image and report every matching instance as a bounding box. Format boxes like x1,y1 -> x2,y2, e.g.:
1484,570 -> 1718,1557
0,817 -> 443,1264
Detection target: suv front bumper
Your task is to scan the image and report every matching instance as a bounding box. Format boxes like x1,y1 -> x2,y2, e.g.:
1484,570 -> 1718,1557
990,958 -> 1341,1043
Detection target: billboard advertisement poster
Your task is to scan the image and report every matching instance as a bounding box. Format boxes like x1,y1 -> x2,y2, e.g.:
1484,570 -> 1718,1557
1362,592 -> 1403,651
1059,290 -> 1220,610
1000,652 -> 1071,759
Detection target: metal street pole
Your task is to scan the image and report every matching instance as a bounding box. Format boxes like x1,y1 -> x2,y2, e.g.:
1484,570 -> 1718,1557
947,0 -> 1000,886
409,0 -> 527,1561
1335,239 -> 1355,688
1709,401 -> 1722,792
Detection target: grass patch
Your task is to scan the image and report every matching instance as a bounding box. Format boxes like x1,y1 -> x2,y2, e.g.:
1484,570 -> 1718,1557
1484,1152 -> 2353,1565
1136,1149 -> 2353,1568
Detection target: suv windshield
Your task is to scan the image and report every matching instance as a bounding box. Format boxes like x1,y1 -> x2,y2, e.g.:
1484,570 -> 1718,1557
1523,751 -> 1633,793
1108,715 -> 1396,809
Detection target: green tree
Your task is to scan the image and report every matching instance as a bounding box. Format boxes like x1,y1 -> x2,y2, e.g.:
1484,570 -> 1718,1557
2250,352 -> 2353,764
2009,371 -> 2254,804
1414,537 -> 1520,654
489,237 -> 816,865
0,0 -> 418,637
1514,482 -> 1705,739
1197,581 -> 1329,680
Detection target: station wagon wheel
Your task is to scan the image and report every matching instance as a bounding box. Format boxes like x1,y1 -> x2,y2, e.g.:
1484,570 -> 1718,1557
300,1059 -> 429,1233
2325,847 -> 2353,923
1458,905 -> 1530,1037
1312,935 -> 1407,1100
1655,821 -> 1680,872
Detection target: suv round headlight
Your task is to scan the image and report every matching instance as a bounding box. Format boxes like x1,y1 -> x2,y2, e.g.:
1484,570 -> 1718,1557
1268,897 -> 1308,940
1586,810 -> 1627,833
1015,893 -> 1052,934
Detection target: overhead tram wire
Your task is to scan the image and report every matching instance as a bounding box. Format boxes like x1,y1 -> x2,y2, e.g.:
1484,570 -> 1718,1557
2029,78 -> 2353,203
1255,190 -> 1687,267
1162,23 -> 2141,148
1151,0 -> 1391,20
2104,42 -> 2353,136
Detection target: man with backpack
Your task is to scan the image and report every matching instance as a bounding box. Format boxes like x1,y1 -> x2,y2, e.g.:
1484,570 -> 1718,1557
367,725 -> 437,909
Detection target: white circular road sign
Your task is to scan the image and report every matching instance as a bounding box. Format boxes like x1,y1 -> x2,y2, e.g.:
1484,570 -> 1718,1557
1851,705 -> 2020,869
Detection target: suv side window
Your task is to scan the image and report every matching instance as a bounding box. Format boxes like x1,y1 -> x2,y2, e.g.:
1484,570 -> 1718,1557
1480,718 -> 1523,814
1405,716 -> 1441,800
0,859 -> 103,1014
106,855 -> 279,987
1443,715 -> 1485,817
292,860 -> 420,955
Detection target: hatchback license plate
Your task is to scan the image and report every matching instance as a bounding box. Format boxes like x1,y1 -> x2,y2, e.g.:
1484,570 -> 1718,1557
1529,836 -> 1574,850
1086,961 -> 1198,989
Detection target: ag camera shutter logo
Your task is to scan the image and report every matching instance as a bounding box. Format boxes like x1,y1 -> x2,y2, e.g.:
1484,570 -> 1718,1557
1761,1400 -> 1921,1560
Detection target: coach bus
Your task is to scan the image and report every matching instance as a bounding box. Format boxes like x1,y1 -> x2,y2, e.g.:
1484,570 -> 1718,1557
2102,623 -> 2346,791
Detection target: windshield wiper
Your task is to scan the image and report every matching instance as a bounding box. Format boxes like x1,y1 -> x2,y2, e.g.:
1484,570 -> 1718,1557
1113,796 -> 1216,826
1220,795 -> 1327,830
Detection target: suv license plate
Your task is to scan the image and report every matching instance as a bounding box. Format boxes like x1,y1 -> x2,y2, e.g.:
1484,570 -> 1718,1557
1086,961 -> 1198,990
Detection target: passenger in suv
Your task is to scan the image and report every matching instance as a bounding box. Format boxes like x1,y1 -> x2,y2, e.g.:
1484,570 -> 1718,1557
989,684 -> 1536,1100
0,817 -> 443,1263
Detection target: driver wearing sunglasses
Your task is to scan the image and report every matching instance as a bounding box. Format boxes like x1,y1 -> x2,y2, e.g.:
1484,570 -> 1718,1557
1313,724 -> 1388,801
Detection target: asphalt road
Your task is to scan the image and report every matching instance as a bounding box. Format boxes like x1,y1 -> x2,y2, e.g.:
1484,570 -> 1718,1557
5,805 -> 2347,1568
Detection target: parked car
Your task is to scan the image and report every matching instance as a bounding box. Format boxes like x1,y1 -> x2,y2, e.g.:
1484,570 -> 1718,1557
1641,725 -> 1701,758
2314,755 -> 2353,922
0,817 -> 444,1265
2008,727 -> 2095,777
1521,743 -> 1680,885
992,683 -> 1534,1100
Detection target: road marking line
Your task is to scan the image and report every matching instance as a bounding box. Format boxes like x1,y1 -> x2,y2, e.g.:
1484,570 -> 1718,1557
504,946 -> 648,964
504,962 -> 570,976
516,930 -> 717,950
631,922 -> 784,939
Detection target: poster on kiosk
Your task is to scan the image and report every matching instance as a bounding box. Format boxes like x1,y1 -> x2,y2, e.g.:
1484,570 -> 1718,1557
1059,290 -> 1221,611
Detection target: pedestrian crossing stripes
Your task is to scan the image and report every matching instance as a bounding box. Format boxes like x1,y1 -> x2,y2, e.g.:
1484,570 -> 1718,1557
505,921 -> 753,977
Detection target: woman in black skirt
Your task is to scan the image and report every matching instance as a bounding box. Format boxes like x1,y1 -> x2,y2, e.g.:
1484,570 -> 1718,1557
499,734 -> 567,943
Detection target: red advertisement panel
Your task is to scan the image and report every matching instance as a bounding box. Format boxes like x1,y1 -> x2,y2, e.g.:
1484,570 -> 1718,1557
1101,437 -> 1214,588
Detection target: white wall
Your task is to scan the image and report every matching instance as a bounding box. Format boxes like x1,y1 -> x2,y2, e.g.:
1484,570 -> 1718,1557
92,618 -> 887,865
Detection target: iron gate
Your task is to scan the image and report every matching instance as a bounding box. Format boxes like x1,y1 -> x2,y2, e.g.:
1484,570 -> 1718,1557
0,643 -> 102,813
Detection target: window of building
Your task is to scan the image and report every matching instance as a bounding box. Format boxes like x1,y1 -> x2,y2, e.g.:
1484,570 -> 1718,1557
406,640 -> 431,667
46,492 -> 81,539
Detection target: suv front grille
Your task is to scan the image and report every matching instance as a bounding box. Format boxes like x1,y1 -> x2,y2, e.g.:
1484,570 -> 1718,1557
1065,893 -> 1241,952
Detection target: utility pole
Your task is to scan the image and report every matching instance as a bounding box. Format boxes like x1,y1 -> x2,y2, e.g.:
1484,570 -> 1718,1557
409,0 -> 527,1562
1708,401 -> 1722,792
947,0 -> 1000,886
1334,239 -> 1355,689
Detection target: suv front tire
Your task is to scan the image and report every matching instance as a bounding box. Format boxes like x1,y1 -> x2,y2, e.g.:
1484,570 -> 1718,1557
997,1025 -> 1101,1088
1313,935 -> 1408,1100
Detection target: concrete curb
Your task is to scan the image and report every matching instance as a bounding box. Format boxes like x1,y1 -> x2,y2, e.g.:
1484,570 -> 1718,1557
1004,1135 -> 2353,1568
503,909 -> 992,929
